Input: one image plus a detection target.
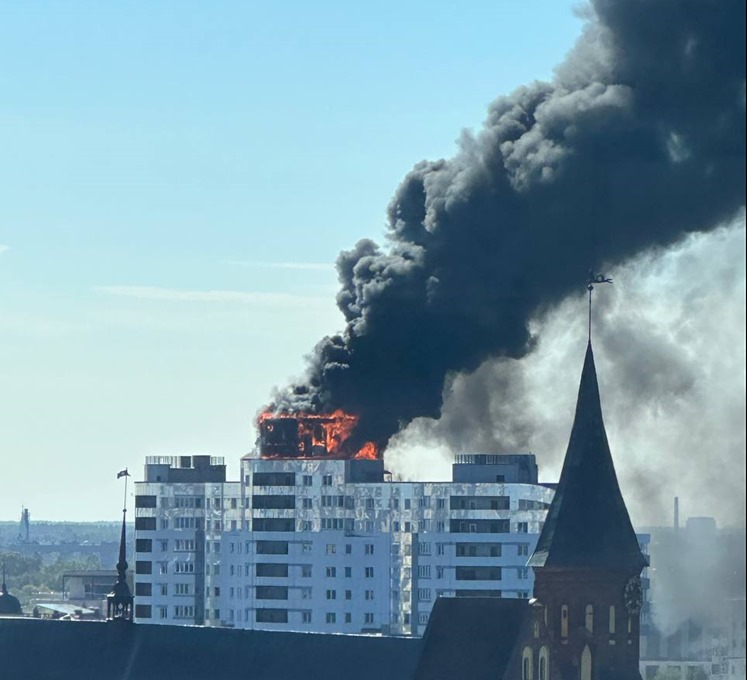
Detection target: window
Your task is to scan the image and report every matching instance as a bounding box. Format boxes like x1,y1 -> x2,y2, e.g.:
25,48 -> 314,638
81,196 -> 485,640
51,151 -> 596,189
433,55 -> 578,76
392,521 -> 400,532
418,565 -> 431,579
609,605 -> 616,634
135,560 -> 152,575
345,613 -> 352,624
404,522 -> 412,533
437,498 -> 446,509
135,517 -> 156,531
539,647 -> 550,680
135,495 -> 157,508
326,612 -> 336,624
253,472 -> 295,486
436,566 -> 445,579
257,541 -> 289,555
419,613 -> 429,625
345,567 -> 352,578
302,498 -> 313,509
345,544 -> 352,554
303,475 -> 312,486
345,590 -> 352,600
326,567 -> 337,578
365,498 -> 374,509
561,605 -> 569,638
159,606 -> 167,619
302,541 -> 313,553
517,522 -> 529,533
174,605 -> 195,619
302,565 -> 312,578
322,474 -> 333,486
436,521 -> 445,532
175,583 -> 190,596
135,604 -> 152,619
364,613 -> 375,625
326,544 -> 336,555
522,647 -> 534,680
159,584 -> 168,596
365,567 -> 374,578
419,496 -> 430,508
518,567 -> 529,580
585,604 -> 594,633
580,646 -> 592,680
256,563 -> 289,577
436,543 -> 446,556
365,544 -> 374,555
302,610 -> 312,623
365,590 -> 374,600
136,539 -> 152,553
159,540 -> 168,551
135,582 -> 152,596
175,562 -> 195,574
404,499 -> 411,510
419,542 -> 431,555
418,589 -> 432,602
256,608 -> 288,623
326,590 -> 336,600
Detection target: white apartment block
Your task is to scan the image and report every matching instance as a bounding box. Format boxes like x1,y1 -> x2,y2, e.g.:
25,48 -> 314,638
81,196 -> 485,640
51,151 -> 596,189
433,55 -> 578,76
133,455 -> 242,626
134,452 -> 554,636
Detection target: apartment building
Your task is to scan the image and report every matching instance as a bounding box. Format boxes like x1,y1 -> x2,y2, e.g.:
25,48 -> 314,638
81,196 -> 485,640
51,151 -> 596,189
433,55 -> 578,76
132,455 -> 242,626
134,452 -> 554,634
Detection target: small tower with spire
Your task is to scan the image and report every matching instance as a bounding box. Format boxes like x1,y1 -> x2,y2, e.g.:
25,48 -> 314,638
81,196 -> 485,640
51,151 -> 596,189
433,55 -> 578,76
107,469 -> 133,622
0,563 -> 23,617
526,275 -> 647,679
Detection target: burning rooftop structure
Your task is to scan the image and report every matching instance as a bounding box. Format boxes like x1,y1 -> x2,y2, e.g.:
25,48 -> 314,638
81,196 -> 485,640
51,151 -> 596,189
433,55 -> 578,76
258,410 -> 378,460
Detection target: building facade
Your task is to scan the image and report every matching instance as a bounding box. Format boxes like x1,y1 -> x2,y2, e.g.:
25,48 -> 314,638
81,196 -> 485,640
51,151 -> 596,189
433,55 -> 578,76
134,452 -> 555,635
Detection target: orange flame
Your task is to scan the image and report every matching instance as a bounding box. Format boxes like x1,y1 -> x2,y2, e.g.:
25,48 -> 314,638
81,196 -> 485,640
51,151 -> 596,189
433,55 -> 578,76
258,409 -> 379,460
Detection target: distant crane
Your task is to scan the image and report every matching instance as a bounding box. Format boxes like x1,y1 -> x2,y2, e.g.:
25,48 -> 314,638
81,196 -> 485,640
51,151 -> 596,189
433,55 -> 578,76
18,507 -> 30,543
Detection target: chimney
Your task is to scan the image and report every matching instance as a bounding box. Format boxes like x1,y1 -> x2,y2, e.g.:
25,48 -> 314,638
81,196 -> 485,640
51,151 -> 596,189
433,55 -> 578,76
674,496 -> 680,532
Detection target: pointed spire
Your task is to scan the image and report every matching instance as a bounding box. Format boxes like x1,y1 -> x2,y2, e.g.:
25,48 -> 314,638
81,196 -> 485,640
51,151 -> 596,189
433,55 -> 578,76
107,470 -> 133,622
529,342 -> 646,572
116,509 -> 128,584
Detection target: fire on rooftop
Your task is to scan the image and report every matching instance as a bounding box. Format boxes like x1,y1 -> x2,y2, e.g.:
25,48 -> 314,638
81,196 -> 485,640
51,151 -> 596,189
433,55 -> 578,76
258,410 -> 378,460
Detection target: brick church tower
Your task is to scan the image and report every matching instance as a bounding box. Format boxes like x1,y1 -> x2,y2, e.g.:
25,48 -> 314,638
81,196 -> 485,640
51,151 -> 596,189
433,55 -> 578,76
527,341 -> 647,680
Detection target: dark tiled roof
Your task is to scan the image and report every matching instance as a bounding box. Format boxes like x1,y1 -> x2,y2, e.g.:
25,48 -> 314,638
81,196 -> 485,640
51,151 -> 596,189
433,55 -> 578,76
529,343 -> 647,572
413,597 -> 528,680
0,618 -> 421,680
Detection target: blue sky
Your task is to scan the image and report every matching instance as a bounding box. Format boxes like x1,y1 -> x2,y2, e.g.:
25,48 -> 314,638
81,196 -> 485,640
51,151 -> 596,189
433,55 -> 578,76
0,1 -> 583,520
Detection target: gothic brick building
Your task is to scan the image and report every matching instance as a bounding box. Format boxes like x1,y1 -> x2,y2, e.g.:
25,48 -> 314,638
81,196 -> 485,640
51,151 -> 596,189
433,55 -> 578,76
415,341 -> 647,680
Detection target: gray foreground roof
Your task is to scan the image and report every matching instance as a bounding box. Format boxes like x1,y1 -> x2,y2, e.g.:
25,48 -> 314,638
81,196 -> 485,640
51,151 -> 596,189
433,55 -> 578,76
0,618 -> 421,680
413,597 -> 528,680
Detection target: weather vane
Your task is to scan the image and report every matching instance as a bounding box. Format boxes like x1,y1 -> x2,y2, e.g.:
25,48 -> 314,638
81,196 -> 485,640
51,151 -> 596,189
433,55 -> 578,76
587,269 -> 613,341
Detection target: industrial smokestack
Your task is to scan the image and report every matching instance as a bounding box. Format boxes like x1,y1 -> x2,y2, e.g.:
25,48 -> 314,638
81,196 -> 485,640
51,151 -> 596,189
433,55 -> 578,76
266,0 -> 746,453
674,497 -> 680,532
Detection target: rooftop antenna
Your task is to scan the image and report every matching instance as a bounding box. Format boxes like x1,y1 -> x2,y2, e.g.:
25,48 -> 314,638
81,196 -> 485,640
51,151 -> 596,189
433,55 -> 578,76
586,269 -> 613,342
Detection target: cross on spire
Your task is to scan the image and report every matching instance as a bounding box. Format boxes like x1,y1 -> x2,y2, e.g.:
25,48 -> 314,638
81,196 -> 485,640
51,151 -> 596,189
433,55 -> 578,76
587,269 -> 613,341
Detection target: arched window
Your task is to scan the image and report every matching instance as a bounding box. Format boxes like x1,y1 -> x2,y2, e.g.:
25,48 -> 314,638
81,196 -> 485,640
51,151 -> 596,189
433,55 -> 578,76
580,645 -> 592,680
561,605 -> 569,638
585,604 -> 594,633
609,605 -> 616,635
539,646 -> 550,680
522,646 -> 534,680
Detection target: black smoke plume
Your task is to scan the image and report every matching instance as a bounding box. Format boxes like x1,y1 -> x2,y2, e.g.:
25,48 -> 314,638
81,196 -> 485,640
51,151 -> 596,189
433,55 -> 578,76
269,0 -> 746,451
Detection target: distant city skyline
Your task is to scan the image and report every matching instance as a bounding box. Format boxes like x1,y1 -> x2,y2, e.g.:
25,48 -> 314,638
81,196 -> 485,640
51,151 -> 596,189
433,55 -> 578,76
1,1 -> 744,526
